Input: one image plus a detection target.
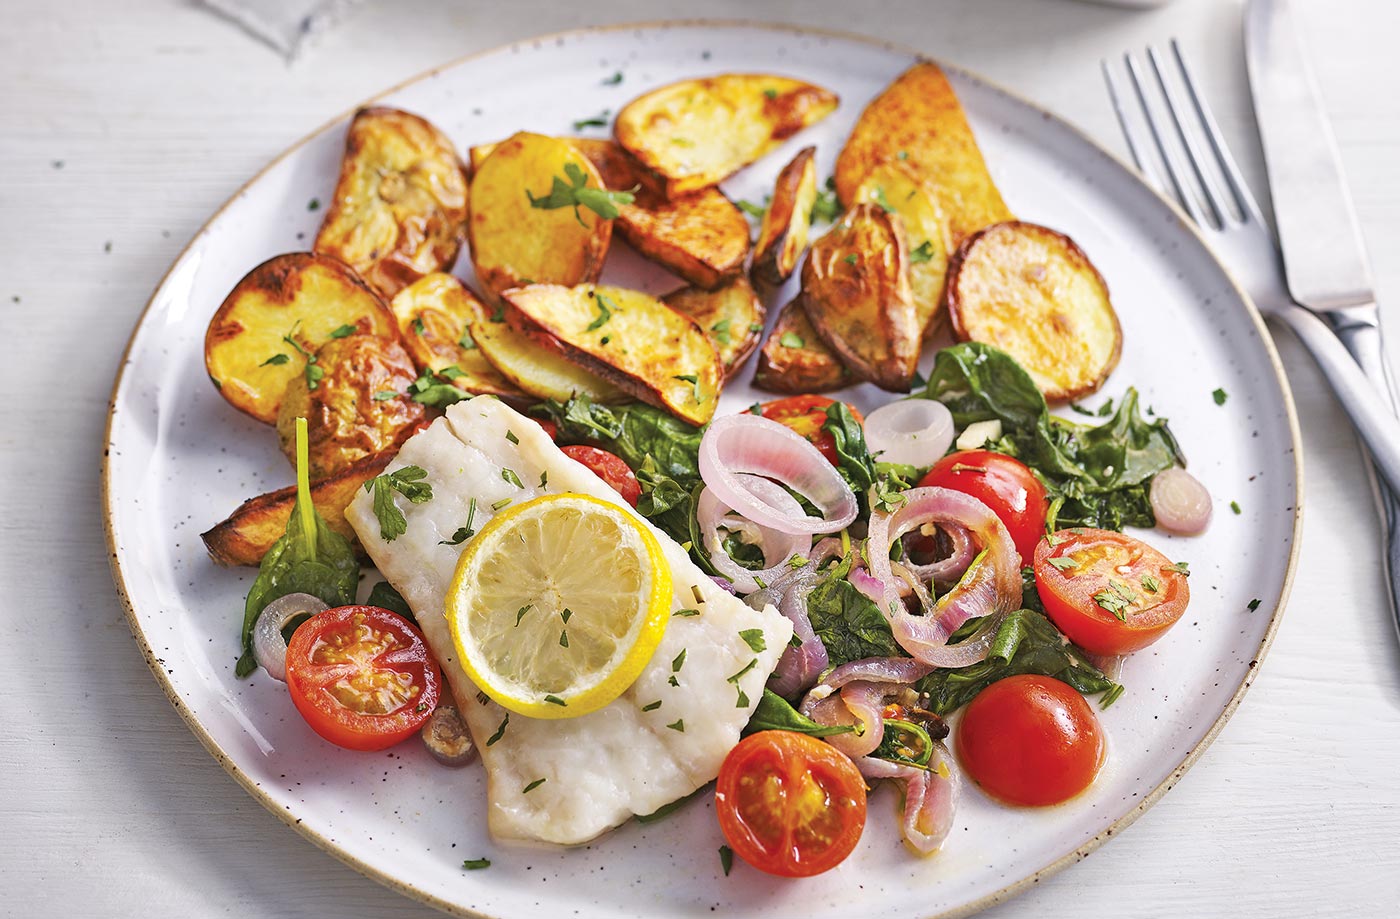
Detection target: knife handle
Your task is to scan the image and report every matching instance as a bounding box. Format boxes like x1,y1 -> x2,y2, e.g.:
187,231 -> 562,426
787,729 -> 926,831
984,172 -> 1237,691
1327,312 -> 1400,643
1273,303 -> 1400,495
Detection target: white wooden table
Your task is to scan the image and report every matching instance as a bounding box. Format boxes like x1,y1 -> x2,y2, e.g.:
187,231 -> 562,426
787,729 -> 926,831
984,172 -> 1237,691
2,0 -> 1397,915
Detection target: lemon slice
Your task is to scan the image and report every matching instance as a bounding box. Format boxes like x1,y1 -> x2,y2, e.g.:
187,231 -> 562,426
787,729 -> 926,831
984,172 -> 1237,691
446,493 -> 672,719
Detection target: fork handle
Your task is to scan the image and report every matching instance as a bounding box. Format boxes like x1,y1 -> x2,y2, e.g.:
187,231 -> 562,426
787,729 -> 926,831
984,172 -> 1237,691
1328,316 -> 1400,643
1272,303 -> 1400,495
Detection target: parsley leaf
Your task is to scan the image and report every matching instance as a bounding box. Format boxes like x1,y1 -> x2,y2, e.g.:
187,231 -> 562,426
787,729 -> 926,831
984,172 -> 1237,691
329,323 -> 357,339
738,629 -> 767,653
462,858 -> 491,870
527,161 -> 635,224
585,292 -> 616,331
779,331 -> 805,349
407,368 -> 472,407
363,466 -> 433,541
260,353 -> 290,367
710,318 -> 732,345
810,176 -> 841,223
736,199 -> 767,219
1212,388 -> 1228,405
602,71 -> 623,85
571,110 -> 610,130
439,497 -> 478,545
909,240 -> 936,263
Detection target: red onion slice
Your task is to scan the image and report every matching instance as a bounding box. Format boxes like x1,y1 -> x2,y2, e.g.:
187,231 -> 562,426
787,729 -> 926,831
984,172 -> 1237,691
1150,467 -> 1213,535
698,413 -> 858,535
866,487 -> 1021,668
864,399 -> 955,468
251,592 -> 328,681
697,482 -> 811,595
855,746 -> 959,855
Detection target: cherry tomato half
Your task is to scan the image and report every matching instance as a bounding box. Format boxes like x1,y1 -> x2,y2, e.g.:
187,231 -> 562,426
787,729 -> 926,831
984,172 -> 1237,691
560,444 -> 641,507
760,395 -> 863,466
285,605 -> 442,752
715,730 -> 867,878
1033,527 -> 1190,655
918,450 -> 1048,566
955,674 -> 1104,807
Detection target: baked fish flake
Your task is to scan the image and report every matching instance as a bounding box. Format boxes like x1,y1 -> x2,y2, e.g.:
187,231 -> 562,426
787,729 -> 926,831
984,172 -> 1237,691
344,398 -> 792,845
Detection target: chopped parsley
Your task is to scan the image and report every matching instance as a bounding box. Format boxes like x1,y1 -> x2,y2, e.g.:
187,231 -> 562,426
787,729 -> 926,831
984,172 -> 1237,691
762,87 -> 778,99
459,325 -> 476,350
328,323 -> 356,339
491,497 -> 512,511
749,322 -> 764,333
736,199 -> 767,219
869,185 -> 895,213
728,659 -> 758,683
439,497 -> 478,545
559,630 -> 569,648
1230,500 -> 1242,515
642,700 -> 662,712
538,470 -> 548,489
602,71 -> 624,85
561,608 -> 572,623
372,390 -> 399,401
501,467 -> 524,488
909,240 -> 936,263
585,291 -> 616,331
260,353 -> 290,367
461,858 -> 491,870
544,694 -> 567,707
527,162 -> 635,224
281,328 -> 323,390
673,373 -> 704,404
411,317 -> 426,337
671,648 -> 687,672
673,608 -> 700,618
522,778 -> 546,794
571,110 -> 610,130
407,368 -> 472,407
515,604 -> 532,626
666,719 -> 685,732
779,331 -> 805,349
486,715 -> 508,746
1171,561 -> 1191,576
810,176 -> 841,223
710,318 -> 732,345
718,845 -> 734,876
1092,579 -> 1138,621
1046,555 -> 1078,572
842,253 -> 859,266
307,197 -> 320,211
363,466 -> 433,541
1141,572 -> 1161,593
1247,598 -> 1261,612
505,429 -> 519,445
1212,388 -> 1228,405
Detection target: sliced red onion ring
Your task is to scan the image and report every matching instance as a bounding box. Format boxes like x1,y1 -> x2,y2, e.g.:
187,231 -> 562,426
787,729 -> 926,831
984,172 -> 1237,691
698,413 -> 858,535
894,743 -> 959,855
866,487 -> 1021,668
421,703 -> 477,766
1150,467 -> 1213,535
863,399 -> 955,468
770,571 -> 829,698
697,481 -> 811,595
905,522 -> 978,586
251,592 -> 328,681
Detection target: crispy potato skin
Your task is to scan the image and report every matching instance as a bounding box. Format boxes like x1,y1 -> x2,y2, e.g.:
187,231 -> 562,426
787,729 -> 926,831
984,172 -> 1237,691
472,137 -> 748,289
504,284 -> 723,425
752,146 -> 817,285
835,61 -> 1012,248
615,75 -> 838,196
468,132 -> 611,303
945,221 -> 1122,402
755,296 -> 853,394
853,162 -> 952,338
201,448 -> 406,567
389,272 -> 523,399
472,317 -> 626,404
801,204 -> 920,392
663,275 -> 765,379
205,252 -> 399,424
275,335 -> 426,479
313,107 -> 468,299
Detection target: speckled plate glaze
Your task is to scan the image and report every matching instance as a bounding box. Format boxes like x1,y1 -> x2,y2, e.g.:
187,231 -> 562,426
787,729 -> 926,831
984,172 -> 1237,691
104,21 -> 1301,919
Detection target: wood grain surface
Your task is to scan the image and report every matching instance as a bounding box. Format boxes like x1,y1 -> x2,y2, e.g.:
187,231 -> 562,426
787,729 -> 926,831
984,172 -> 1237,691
1,0 -> 1397,916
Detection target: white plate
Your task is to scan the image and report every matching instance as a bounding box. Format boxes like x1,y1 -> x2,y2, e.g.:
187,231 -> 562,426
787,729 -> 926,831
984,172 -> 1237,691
103,22 -> 1301,919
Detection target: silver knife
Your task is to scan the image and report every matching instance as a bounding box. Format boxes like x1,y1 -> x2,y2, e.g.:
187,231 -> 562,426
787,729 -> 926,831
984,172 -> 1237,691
1246,0 -> 1400,643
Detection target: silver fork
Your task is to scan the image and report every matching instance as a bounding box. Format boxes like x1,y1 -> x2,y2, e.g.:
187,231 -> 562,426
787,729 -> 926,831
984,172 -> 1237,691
1102,41 -> 1400,497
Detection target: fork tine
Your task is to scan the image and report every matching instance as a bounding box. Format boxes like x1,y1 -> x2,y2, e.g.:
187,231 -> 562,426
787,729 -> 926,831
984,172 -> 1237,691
1124,50 -> 1210,226
1101,59 -> 1170,195
1169,38 -> 1266,225
1147,45 -> 1228,228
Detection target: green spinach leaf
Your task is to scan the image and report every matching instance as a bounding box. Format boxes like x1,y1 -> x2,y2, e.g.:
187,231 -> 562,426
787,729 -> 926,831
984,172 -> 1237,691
744,689 -> 856,737
805,555 -> 902,666
922,343 -> 1183,530
915,609 -> 1121,715
366,580 -> 415,624
236,418 -> 359,678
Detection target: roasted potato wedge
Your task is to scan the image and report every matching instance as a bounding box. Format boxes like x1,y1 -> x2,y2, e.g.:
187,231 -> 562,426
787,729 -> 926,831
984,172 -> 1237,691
313,107 -> 468,299
834,61 -> 1012,247
201,448 -> 407,567
275,335 -> 427,479
504,284 -> 722,425
472,317 -> 627,404
205,252 -> 399,424
468,132 -> 611,303
472,137 -> 748,288
752,146 -> 817,285
852,163 -> 951,337
755,296 -> 853,394
801,203 -> 919,392
615,75 -> 838,196
389,272 -> 523,399
663,275 -> 765,379
945,221 -> 1121,402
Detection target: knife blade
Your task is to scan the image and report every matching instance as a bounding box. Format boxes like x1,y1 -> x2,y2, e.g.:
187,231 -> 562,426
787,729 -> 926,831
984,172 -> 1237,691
1245,0 -> 1376,311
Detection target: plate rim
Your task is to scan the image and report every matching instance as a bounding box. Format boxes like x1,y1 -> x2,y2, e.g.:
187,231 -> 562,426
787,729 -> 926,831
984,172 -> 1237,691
101,18 -> 1305,919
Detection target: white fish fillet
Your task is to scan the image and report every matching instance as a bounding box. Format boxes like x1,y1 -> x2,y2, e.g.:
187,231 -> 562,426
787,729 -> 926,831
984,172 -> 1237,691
344,399 -> 792,845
